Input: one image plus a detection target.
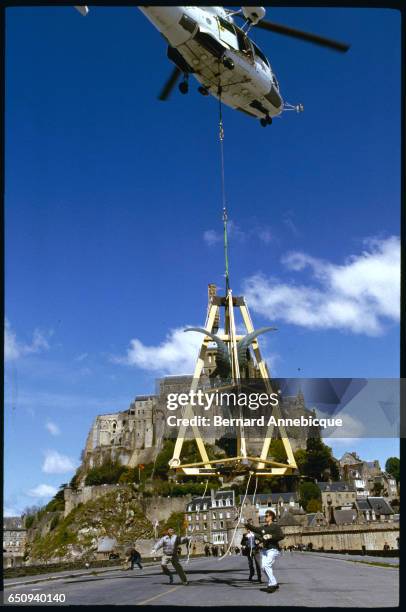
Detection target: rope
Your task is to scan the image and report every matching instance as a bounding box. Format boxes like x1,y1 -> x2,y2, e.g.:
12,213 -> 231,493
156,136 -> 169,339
218,88 -> 230,293
186,525 -> 193,564
186,480 -> 209,564
252,476 -> 258,506
202,479 -> 209,499
218,472 -> 253,560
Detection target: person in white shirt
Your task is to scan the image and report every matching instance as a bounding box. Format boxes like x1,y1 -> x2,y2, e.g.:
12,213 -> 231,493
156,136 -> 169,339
151,528 -> 190,585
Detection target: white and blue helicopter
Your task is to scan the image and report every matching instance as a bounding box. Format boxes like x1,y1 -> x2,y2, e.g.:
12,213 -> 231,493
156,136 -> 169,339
75,6 -> 349,127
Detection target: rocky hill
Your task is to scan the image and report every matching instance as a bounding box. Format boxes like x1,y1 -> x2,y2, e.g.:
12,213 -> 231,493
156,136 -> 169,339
27,487 -> 156,563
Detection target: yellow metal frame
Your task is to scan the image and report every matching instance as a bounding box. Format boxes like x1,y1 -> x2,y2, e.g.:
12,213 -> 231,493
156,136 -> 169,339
169,290 -> 297,477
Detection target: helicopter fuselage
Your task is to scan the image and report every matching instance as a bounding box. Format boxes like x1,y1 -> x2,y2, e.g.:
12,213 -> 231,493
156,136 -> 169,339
139,6 -> 283,120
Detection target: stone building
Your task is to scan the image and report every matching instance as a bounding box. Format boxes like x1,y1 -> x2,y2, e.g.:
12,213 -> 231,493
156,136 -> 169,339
318,481 -> 357,522
339,453 -> 398,499
355,497 -> 396,522
82,395 -> 165,474
185,490 -> 237,546
240,492 -> 303,522
3,517 -> 27,568
81,386 -> 317,478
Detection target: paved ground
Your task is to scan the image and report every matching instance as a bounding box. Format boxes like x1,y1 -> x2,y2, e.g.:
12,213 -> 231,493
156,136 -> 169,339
302,552 -> 399,565
3,552 -> 399,607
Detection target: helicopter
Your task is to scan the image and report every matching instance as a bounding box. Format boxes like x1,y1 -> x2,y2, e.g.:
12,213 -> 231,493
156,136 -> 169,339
75,6 -> 349,127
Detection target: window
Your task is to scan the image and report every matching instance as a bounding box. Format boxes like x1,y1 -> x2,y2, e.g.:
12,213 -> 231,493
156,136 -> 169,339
203,514 -> 207,520
188,515 -> 192,522
203,504 -> 207,510
203,523 -> 207,530
212,512 -> 216,519
218,499 -> 224,507
196,504 -> 200,511
252,42 -> 269,66
188,525 -> 193,532
226,512 -> 231,519
213,522 -> 217,529
220,521 -> 224,528
235,26 -> 252,55
218,16 -> 235,35
226,498 -> 231,506
219,513 -> 223,519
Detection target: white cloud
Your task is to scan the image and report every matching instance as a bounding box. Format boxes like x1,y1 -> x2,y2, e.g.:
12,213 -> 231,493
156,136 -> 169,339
243,236 -> 400,336
258,227 -> 273,244
45,421 -> 60,436
4,319 -> 51,362
75,352 -> 88,362
204,221 -> 273,247
203,220 -> 245,247
113,326 -> 203,375
27,484 -> 58,498
203,229 -> 222,247
42,450 -> 77,474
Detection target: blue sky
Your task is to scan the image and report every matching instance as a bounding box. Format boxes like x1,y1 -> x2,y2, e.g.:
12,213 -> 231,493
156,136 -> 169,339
4,6 -> 400,516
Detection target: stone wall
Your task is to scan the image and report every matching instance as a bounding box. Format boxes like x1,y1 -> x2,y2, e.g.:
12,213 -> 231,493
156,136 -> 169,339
64,484 -> 193,523
64,484 -> 121,517
281,522 -> 399,551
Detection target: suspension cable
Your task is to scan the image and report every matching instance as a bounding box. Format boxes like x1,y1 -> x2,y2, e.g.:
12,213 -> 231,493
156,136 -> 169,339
252,475 -> 259,507
218,87 -> 230,294
218,472 -> 253,560
202,478 -> 209,499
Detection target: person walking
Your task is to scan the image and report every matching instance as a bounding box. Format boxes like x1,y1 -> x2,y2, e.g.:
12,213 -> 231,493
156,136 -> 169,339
151,528 -> 190,585
130,548 -> 143,570
243,510 -> 284,593
241,527 -> 262,583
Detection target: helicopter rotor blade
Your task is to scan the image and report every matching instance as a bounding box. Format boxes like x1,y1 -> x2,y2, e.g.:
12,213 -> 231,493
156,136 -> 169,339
74,6 -> 89,16
158,67 -> 182,101
254,19 -> 350,52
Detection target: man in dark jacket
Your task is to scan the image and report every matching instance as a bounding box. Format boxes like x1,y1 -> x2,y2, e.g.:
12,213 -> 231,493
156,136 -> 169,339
241,527 -> 262,582
243,509 -> 284,593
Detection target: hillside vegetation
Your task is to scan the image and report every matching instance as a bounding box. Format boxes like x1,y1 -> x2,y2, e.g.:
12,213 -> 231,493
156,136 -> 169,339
28,487 -> 153,562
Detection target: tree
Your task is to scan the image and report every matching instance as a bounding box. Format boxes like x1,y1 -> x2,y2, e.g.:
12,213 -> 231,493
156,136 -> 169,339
160,512 -> 187,536
385,457 -> 400,482
302,438 -> 337,481
294,449 -> 307,472
299,481 -> 321,512
84,459 -> 127,486
307,498 -> 322,513
152,440 -> 175,480
269,439 -> 288,463
372,482 -> 384,497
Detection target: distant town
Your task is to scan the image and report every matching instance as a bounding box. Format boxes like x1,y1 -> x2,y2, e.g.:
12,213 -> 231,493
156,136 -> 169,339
3,383 -> 400,570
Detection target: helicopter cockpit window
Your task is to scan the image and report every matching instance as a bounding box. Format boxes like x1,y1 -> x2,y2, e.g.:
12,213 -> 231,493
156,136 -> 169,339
217,17 -> 236,35
252,42 -> 269,67
235,26 -> 253,55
